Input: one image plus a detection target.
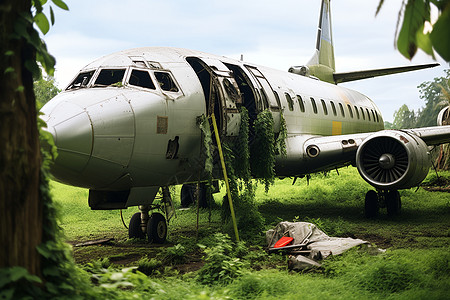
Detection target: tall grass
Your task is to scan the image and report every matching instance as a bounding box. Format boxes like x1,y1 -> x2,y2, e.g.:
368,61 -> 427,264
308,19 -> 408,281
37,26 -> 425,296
49,168 -> 450,299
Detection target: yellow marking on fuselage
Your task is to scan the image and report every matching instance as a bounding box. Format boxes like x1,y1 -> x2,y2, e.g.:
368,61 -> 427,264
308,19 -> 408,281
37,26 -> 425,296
332,121 -> 342,135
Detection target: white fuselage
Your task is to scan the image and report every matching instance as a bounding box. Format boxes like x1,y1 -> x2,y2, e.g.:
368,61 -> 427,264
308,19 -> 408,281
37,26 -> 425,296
41,47 -> 384,191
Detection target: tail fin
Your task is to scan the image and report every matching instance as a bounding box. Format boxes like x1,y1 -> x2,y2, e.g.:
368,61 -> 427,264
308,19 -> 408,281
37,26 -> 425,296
307,0 -> 336,83
300,0 -> 438,84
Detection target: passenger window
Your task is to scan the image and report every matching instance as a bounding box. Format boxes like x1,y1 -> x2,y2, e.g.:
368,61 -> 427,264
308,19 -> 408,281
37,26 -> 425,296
354,105 -> 360,119
366,108 -> 371,121
95,69 -> 126,86
297,95 -> 305,112
285,93 -> 294,111
330,101 -> 337,116
360,107 -> 365,120
321,99 -> 328,115
155,72 -> 179,92
311,97 -> 318,114
339,103 -> 345,117
347,104 -> 354,118
129,69 -> 156,89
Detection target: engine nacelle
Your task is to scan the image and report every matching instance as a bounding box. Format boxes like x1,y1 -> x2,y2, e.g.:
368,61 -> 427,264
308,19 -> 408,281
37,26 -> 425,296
355,130 -> 431,190
437,106 -> 449,126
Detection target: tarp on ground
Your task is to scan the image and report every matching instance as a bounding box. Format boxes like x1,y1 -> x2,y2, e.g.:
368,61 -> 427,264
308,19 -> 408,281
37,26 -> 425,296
266,221 -> 368,270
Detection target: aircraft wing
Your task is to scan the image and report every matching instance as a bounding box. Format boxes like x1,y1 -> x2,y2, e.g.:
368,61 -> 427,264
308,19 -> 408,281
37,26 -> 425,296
332,63 -> 439,84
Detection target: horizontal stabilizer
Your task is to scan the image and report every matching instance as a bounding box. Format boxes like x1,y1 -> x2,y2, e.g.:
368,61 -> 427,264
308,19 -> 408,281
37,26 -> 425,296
333,63 -> 439,84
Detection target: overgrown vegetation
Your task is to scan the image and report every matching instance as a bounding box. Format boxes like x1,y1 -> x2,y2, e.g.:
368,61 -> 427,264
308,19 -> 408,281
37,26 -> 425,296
220,108 -> 286,240
29,168 -> 447,299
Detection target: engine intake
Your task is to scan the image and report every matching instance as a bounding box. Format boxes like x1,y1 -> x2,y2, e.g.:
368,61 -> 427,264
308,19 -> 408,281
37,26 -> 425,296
356,130 -> 430,190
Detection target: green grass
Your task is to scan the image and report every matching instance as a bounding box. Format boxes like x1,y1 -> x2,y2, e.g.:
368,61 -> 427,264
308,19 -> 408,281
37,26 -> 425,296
49,168 -> 450,299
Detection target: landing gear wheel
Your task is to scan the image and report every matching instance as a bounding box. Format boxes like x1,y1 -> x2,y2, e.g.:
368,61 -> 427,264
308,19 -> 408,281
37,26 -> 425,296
128,212 -> 145,239
386,190 -> 401,216
147,212 -> 167,243
365,190 -> 379,218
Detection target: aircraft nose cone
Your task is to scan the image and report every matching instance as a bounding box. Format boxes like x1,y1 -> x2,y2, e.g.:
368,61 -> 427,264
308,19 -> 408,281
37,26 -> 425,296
44,102 -> 93,178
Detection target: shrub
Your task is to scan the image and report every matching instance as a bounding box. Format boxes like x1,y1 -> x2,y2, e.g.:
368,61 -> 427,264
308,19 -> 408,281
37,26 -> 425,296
196,233 -> 248,285
162,244 -> 187,265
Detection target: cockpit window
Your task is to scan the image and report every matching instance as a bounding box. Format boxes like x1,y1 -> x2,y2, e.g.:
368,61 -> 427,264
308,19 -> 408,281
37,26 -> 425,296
94,69 -> 126,86
129,69 -> 156,89
154,71 -> 179,92
66,70 -> 95,89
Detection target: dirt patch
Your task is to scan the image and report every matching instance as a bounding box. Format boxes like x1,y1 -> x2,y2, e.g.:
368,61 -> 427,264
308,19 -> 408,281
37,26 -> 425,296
356,233 -> 393,249
422,176 -> 450,192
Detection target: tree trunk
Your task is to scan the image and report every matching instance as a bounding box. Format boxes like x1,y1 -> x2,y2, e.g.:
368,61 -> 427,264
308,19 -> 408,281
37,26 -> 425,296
0,0 -> 43,276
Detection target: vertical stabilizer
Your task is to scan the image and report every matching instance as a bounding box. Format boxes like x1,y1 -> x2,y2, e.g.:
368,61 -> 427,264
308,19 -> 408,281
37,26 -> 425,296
307,0 -> 336,83
289,0 -> 438,84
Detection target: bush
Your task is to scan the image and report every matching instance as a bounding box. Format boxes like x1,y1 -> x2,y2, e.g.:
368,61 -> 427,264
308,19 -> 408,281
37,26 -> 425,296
196,233 -> 248,285
162,244 -> 187,265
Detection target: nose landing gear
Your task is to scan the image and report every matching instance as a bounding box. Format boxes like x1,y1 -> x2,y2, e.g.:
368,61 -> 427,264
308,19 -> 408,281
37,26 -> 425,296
128,186 -> 174,243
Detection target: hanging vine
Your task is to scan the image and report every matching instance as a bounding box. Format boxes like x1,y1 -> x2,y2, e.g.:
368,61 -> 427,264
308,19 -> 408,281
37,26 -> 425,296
200,106 -> 287,238
250,109 -> 276,192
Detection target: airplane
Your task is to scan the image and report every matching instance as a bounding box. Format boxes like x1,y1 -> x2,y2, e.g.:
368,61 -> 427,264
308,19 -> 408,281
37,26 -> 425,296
40,0 -> 450,243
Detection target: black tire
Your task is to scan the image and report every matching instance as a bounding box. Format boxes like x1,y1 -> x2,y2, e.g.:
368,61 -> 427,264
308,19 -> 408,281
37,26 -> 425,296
147,213 -> 167,243
181,184 -> 195,208
365,190 -> 379,218
129,212 -> 145,239
386,190 -> 401,216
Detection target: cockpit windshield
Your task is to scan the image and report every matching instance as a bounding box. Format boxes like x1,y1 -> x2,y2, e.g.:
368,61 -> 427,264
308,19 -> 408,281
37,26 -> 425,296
66,70 -> 95,90
94,69 -> 126,86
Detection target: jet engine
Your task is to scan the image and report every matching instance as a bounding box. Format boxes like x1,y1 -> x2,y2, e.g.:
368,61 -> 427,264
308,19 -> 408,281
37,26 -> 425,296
355,130 -> 431,190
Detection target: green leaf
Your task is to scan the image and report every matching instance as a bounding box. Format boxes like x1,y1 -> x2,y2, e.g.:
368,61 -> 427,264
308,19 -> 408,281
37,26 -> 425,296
9,267 -> 28,282
50,6 -> 55,25
416,25 -> 435,58
397,0 -> 430,59
51,0 -> 69,10
34,12 -> 50,35
430,4 -> 450,61
375,0 -> 385,16
24,59 -> 41,79
36,244 -> 52,258
4,67 -> 15,74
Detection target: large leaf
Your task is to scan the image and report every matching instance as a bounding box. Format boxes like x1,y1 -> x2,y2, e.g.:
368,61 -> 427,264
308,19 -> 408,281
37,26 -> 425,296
416,25 -> 435,58
397,0 -> 430,59
430,4 -> 450,61
51,0 -> 69,10
34,12 -> 50,34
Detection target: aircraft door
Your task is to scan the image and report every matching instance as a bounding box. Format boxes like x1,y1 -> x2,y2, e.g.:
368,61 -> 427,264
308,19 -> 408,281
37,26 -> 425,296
186,57 -> 242,137
245,66 -> 281,133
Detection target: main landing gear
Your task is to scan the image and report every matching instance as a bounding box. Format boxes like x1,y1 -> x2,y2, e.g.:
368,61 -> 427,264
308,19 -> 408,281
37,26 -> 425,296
128,187 -> 175,243
364,190 -> 401,218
